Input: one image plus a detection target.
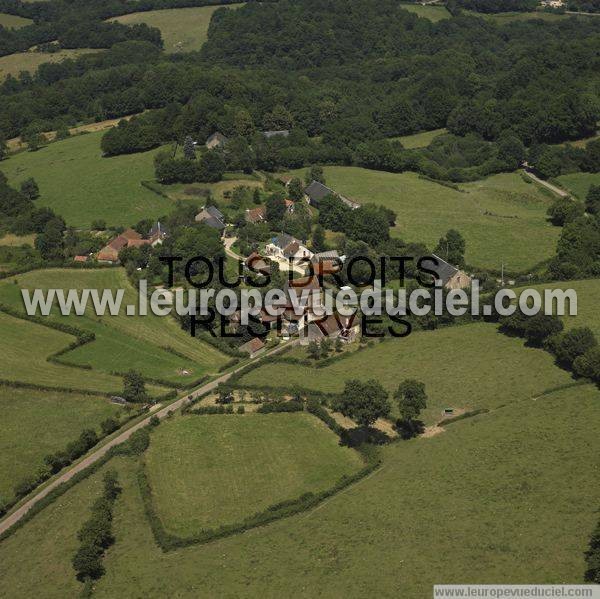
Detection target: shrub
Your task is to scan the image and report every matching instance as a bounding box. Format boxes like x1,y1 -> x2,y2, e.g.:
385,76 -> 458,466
573,347 -> 600,382
546,327 -> 597,368
72,471 -> 121,583
100,417 -> 119,436
257,400 -> 303,413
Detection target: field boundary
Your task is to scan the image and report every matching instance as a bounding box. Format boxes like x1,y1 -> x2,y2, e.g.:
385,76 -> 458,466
137,411 -> 381,551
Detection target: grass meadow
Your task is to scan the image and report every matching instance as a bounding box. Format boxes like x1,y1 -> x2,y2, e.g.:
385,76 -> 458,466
399,3 -> 450,21
0,325 -> 597,597
144,413 -> 364,536
285,166 -> 559,271
395,127 -> 447,148
0,12 -> 32,29
0,268 -> 228,383
0,49 -> 99,80
240,323 -> 574,424
79,384 -> 599,597
516,278 -> 600,337
0,385 -> 122,501
0,132 -> 168,227
556,172 -> 600,200
112,4 -> 244,53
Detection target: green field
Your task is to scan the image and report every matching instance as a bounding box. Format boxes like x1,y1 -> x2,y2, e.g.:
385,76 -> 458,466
556,172 -> 600,200
0,385 -> 122,501
0,459 -> 127,599
517,278 -> 600,337
286,166 -> 559,271
0,132 -> 170,227
0,310 -> 141,393
0,49 -> 99,81
240,323 -> 574,424
84,384 -> 599,597
0,268 -> 228,383
112,4 -> 244,53
144,413 -> 363,536
0,12 -> 32,29
395,127 -> 447,149
400,3 -> 450,22
1,332 -> 598,597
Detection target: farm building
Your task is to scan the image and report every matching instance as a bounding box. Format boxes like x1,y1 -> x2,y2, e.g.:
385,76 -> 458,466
239,337 -> 266,358
304,180 -> 361,210
195,205 -> 227,231
301,312 -> 360,345
97,228 -> 150,263
420,254 -> 472,290
245,205 -> 267,224
148,221 -> 169,246
265,233 -> 313,263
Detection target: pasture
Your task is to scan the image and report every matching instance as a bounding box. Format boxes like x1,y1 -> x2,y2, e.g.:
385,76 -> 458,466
516,278 -> 600,337
463,10 -> 574,23
0,385 -> 122,502
111,4 -> 244,53
240,323 -> 573,424
395,128 -> 447,149
0,459 -> 127,599
0,268 -> 228,384
87,385 -> 600,597
0,132 -> 168,227
0,310 -> 137,393
0,12 -> 32,29
285,166 -> 559,271
144,413 -> 363,536
0,49 -> 99,80
556,172 -> 600,200
399,3 -> 450,21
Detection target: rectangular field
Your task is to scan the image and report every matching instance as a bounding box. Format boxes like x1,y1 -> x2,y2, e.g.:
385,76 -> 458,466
144,413 -> 364,536
0,12 -> 32,29
395,128 -> 447,149
399,3 -> 450,21
286,166 -> 558,271
240,323 -> 573,424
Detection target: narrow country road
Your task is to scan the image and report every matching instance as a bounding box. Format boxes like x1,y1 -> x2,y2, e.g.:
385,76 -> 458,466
522,169 -> 569,198
223,236 -> 243,261
0,341 -> 294,537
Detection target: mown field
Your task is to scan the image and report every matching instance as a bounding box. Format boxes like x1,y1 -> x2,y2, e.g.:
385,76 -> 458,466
286,166 -> 559,271
0,49 -> 99,80
240,323 -> 574,424
0,12 -> 32,29
0,131 -> 169,227
399,3 -> 450,21
0,385 -> 122,502
0,268 -> 228,384
111,4 -> 244,53
0,382 -> 593,597
556,171 -> 600,200
144,413 -> 364,536
395,127 -> 447,149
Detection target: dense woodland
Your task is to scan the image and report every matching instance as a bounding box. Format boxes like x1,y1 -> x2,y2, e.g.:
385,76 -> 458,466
1,0 -> 600,280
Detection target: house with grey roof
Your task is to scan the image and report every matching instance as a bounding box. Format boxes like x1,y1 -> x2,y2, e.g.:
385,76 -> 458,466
419,254 -> 472,290
265,233 -> 313,263
195,205 -> 227,232
304,180 -> 360,210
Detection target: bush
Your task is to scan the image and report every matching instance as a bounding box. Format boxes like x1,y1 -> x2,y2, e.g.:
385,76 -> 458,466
546,327 -> 597,368
573,346 -> 600,382
72,471 -> 121,583
257,400 -> 304,413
